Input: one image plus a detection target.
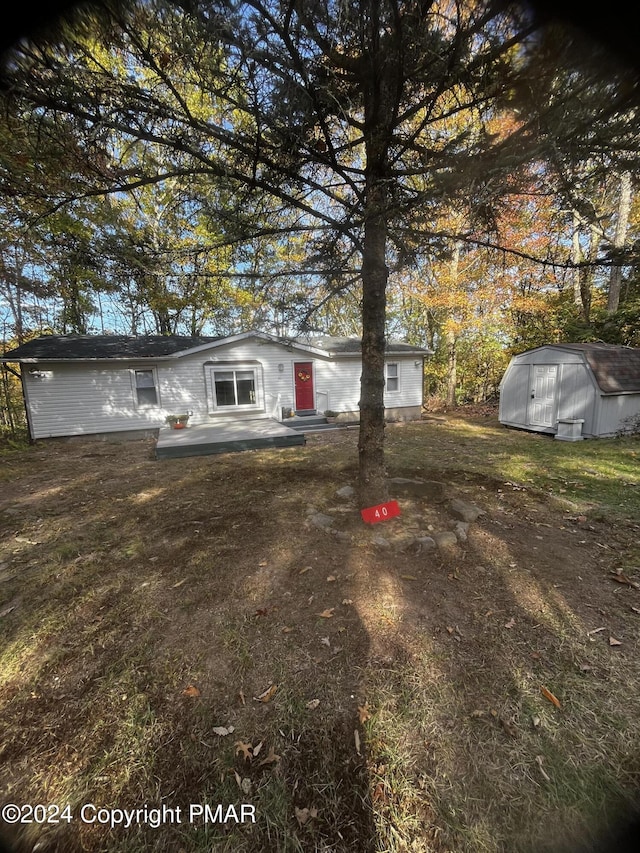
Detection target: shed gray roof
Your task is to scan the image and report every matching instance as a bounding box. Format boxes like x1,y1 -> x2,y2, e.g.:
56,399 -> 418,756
549,343 -> 640,394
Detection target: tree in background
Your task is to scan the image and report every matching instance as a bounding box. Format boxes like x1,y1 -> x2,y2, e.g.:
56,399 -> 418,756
1,0 -> 548,503
1,0 -> 639,495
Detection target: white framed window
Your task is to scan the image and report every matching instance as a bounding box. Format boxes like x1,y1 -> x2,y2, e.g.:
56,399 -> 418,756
133,368 -> 159,406
209,366 -> 261,410
385,362 -> 399,392
205,362 -> 263,413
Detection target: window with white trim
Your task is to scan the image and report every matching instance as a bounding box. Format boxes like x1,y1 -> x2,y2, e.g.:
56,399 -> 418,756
213,368 -> 257,407
385,362 -> 399,392
133,368 -> 159,406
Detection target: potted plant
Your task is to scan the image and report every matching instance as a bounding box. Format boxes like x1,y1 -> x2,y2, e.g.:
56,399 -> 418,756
165,413 -> 190,429
324,410 -> 339,424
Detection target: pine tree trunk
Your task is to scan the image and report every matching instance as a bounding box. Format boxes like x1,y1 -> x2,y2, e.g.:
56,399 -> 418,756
356,2 -> 397,509
358,178 -> 389,508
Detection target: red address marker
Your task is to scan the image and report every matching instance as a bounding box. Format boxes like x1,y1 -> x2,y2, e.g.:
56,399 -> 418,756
360,500 -> 400,524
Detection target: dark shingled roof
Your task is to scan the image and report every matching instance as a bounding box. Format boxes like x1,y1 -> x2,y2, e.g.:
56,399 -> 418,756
303,335 -> 430,355
3,332 -> 431,361
2,334 -> 222,361
554,343 -> 640,394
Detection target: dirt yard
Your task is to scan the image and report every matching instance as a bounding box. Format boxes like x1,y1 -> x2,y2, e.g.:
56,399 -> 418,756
1,416 -> 639,853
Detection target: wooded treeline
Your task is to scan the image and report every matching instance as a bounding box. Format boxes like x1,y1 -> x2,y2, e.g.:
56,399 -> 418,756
0,0 -> 638,496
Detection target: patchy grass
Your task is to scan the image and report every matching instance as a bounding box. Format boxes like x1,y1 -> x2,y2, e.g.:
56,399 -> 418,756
396,415 -> 640,517
1,414 -> 639,852
0,426 -> 29,456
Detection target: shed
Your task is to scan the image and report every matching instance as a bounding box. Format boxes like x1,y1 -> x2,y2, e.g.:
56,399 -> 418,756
498,343 -> 640,439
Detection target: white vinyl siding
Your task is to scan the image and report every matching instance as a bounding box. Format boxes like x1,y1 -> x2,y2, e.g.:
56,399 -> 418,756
23,364 -> 168,438
21,339 -> 426,439
312,356 -> 422,413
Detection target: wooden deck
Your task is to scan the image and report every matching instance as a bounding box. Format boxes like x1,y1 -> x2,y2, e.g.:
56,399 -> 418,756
155,418 -> 307,459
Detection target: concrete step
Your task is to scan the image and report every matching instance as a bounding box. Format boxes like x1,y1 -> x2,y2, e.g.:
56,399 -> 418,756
294,422 -> 339,432
286,416 -> 328,430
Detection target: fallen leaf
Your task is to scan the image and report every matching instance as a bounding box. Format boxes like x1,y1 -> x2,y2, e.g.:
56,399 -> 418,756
306,699 -> 320,710
235,741 -> 253,761
540,685 -> 561,708
238,690 -> 245,706
610,572 -> 639,589
401,574 -> 417,580
295,806 -> 318,826
326,574 -> 337,582
255,608 -> 269,617
532,716 -> 541,728
281,626 -> 293,633
171,578 -> 187,588
587,627 -> 606,635
182,685 -> 200,698
342,599 -> 353,605
295,807 -> 309,826
319,608 -> 335,618
358,704 -> 371,723
631,606 -> 640,615
258,746 -> 280,766
470,709 -> 485,718
241,778 -> 252,795
372,782 -> 387,804
252,740 -> 263,758
299,566 -> 311,574
212,725 -> 235,737
354,729 -> 361,755
504,617 -> 515,629
254,684 -> 278,703
259,560 -> 268,567
320,636 -> 331,647
609,636 -> 622,646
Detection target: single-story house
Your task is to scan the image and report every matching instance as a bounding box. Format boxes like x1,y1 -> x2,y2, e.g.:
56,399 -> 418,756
499,343 -> 640,439
1,331 -> 430,441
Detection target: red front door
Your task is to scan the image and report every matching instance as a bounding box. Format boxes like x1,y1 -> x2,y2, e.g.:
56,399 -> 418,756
294,362 -> 315,411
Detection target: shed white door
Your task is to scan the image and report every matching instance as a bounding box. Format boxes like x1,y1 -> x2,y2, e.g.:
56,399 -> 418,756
529,365 -> 557,427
